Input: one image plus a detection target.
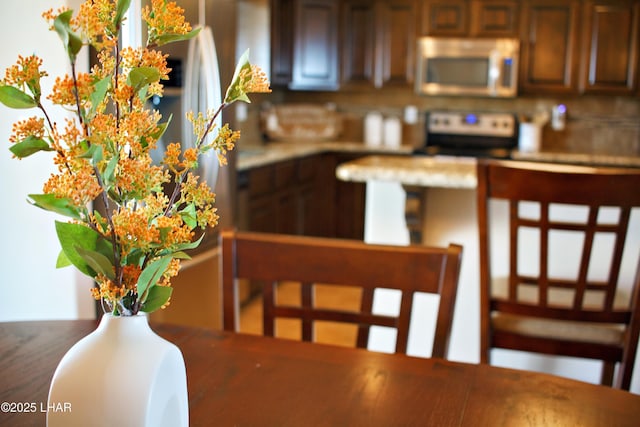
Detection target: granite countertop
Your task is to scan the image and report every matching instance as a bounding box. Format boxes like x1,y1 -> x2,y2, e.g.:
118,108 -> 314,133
237,141 -> 412,171
335,151 -> 640,189
335,155 -> 478,189
512,150 -> 640,168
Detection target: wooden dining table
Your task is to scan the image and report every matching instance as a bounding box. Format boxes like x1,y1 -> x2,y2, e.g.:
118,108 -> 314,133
1,320 -> 639,426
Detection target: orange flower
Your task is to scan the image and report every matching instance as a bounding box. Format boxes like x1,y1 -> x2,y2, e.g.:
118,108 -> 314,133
43,164 -> 102,210
212,124 -> 241,166
155,215 -> 194,247
245,65 -> 272,94
112,209 -> 161,256
162,142 -> 183,174
9,117 -> 45,144
48,73 -> 93,107
116,156 -> 168,200
73,0 -> 118,50
143,0 -> 192,44
3,55 -> 47,99
92,275 -> 129,302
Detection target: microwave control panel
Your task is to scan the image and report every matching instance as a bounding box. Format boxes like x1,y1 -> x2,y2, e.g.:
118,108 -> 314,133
427,111 -> 516,138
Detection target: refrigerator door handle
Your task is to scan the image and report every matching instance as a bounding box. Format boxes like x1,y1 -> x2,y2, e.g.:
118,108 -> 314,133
183,26 -> 222,190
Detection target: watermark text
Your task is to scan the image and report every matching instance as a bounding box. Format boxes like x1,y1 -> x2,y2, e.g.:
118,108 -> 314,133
1,401 -> 72,413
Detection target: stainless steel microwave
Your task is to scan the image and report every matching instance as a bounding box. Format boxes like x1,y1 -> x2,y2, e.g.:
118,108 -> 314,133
415,37 -> 519,98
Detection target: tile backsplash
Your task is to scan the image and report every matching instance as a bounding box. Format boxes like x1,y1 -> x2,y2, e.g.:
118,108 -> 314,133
240,88 -> 640,157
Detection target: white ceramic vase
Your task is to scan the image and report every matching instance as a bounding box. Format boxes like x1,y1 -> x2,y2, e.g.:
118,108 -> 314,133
47,313 -> 188,427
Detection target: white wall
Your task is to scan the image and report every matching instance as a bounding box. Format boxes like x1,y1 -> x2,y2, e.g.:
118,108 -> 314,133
0,1 -> 95,321
363,179 -> 640,394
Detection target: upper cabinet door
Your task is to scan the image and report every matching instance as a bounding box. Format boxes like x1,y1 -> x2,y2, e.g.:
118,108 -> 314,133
421,0 -> 469,36
341,0 -> 377,88
291,0 -> 340,90
519,0 -> 581,95
378,0 -> 418,87
580,0 -> 640,94
341,0 -> 417,89
470,0 -> 520,37
422,0 -> 519,37
270,0 -> 295,86
270,0 -> 339,90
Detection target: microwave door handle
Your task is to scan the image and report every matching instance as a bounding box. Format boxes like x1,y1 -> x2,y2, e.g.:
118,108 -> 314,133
488,51 -> 500,95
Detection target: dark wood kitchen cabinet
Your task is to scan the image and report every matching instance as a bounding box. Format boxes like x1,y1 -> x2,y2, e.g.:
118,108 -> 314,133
270,0 -> 339,90
579,0 -> 640,95
237,154 -> 334,238
341,0 -> 418,89
326,153 -> 367,240
470,0 -> 520,36
421,0 -> 519,37
519,0 -> 582,95
270,0 -> 294,86
420,0 -> 469,35
237,152 -> 367,241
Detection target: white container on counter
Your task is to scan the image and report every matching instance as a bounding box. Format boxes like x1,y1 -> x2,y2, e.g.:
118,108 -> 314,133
364,112 -> 383,147
383,116 -> 402,148
518,122 -> 542,153
403,105 -> 419,125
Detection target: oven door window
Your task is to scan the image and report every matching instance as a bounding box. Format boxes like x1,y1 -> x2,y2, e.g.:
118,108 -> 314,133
425,57 -> 489,86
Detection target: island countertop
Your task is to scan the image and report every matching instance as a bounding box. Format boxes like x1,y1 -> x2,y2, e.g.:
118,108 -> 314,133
335,152 -> 640,189
335,155 -> 478,188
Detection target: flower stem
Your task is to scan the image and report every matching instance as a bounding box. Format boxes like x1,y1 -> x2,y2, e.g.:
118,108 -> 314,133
163,102 -> 227,216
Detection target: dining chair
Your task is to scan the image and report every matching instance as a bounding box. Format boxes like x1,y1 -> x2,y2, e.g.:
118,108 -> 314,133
476,159 -> 640,390
219,229 -> 462,358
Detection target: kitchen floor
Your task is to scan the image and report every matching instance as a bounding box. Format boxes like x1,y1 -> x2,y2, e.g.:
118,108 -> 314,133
239,282 -> 362,348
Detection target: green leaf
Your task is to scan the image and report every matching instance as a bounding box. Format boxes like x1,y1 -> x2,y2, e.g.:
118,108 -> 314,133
89,76 -> 111,117
9,136 -> 52,158
157,234 -> 204,256
140,285 -> 172,313
78,143 -> 103,166
55,221 -> 113,277
0,85 -> 37,109
28,194 -> 83,220
151,115 -> 172,141
53,10 -> 83,60
56,250 -> 72,268
124,249 -> 145,269
179,203 -> 197,229
102,153 -> 119,188
128,67 -> 161,93
153,28 -> 201,46
171,251 -> 192,260
76,246 -> 115,280
224,49 -> 252,104
137,256 -> 173,301
92,210 -> 109,233
114,0 -> 132,27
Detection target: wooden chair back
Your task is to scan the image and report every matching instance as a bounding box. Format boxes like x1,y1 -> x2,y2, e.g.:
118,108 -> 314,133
477,159 -> 640,389
220,229 -> 462,358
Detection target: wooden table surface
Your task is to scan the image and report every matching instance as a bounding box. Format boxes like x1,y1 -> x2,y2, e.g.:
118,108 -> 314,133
2,320 -> 639,426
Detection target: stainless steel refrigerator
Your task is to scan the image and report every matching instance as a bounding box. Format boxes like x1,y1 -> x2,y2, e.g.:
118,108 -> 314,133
151,0 -> 238,254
